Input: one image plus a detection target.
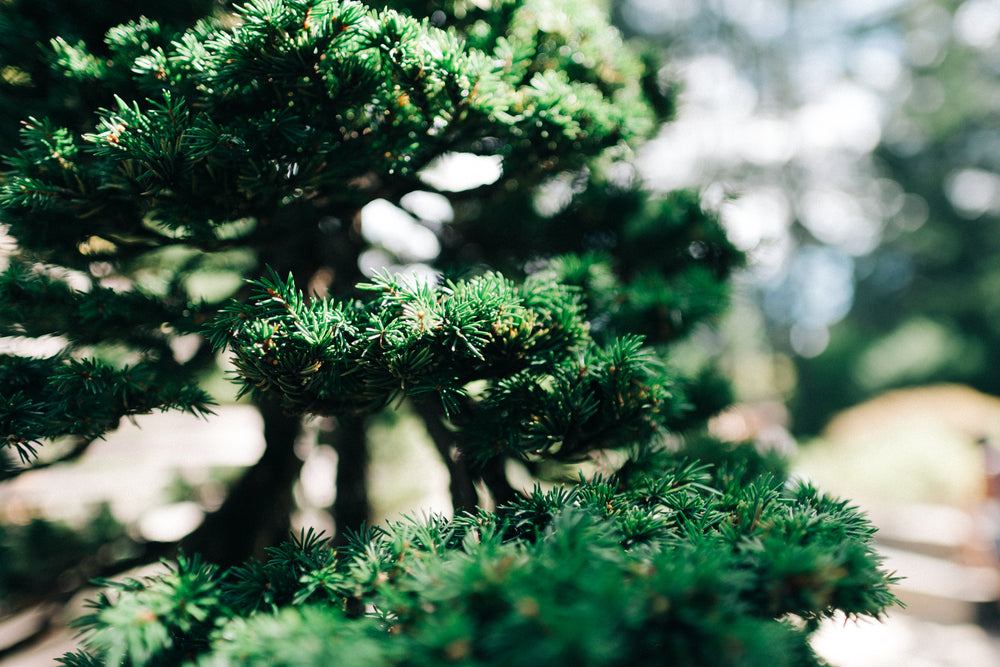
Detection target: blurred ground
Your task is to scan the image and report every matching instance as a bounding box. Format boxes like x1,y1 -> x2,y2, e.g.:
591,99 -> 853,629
795,384 -> 1000,665
3,390 -> 1000,665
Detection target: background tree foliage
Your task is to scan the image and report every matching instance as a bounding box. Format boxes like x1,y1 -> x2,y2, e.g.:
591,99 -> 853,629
791,0 -> 1000,433
613,0 -> 1000,435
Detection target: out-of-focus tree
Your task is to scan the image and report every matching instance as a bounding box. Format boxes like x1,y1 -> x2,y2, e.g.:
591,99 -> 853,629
793,0 -> 1000,433
614,0 -> 1000,435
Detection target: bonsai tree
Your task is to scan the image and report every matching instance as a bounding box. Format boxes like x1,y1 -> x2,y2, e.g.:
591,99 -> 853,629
0,0 -> 898,663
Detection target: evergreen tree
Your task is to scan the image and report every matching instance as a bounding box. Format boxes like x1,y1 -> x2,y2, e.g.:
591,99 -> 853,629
0,0 -> 898,663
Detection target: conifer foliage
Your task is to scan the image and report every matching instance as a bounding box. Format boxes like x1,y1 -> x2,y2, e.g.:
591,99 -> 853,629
0,0 -> 898,663
63,473 -> 897,667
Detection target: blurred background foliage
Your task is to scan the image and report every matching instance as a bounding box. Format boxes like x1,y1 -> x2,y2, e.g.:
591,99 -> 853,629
613,0 -> 1000,439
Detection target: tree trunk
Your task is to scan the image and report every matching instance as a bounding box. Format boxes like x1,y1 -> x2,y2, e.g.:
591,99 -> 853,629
412,400 -> 478,515
480,456 -> 518,508
179,397 -> 304,566
328,414 -> 371,545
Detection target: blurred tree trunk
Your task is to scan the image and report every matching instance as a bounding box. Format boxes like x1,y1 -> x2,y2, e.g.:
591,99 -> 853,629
413,401 -> 479,515
180,398 -> 303,566
329,414 -> 370,545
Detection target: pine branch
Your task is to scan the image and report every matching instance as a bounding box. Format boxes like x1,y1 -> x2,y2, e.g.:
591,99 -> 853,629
0,354 -> 215,461
209,268 -> 586,414
65,465 -> 900,666
70,553 -> 221,666
209,269 -> 683,463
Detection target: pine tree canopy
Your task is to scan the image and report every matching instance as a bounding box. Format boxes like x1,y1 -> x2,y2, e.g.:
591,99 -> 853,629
0,0 -> 899,664
0,0 -> 698,460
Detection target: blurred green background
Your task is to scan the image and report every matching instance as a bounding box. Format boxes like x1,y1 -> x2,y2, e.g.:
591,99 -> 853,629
620,0 -> 1000,502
